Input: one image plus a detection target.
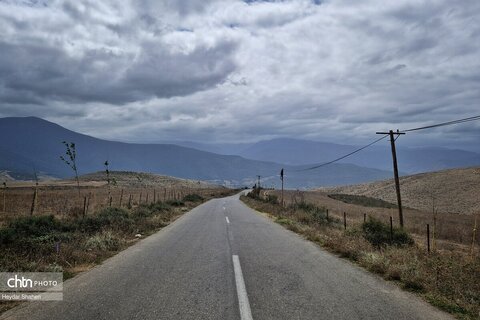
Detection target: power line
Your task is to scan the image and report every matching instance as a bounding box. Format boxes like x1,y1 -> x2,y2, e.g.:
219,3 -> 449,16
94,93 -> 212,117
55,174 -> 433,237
296,134 -> 389,172
257,114 -> 480,177
402,115 -> 480,132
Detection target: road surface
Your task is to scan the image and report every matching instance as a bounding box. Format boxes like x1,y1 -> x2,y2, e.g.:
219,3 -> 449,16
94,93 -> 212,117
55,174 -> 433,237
1,192 -> 452,320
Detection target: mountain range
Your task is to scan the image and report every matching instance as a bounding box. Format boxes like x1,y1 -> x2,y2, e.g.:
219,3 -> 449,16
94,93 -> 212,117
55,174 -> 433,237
173,138 -> 480,174
0,117 -> 396,188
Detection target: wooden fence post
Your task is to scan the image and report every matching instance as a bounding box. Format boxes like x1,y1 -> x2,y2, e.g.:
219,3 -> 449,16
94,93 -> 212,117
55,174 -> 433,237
343,212 -> 347,230
471,214 -> 478,259
83,196 -> 87,217
86,195 -> 90,215
119,189 -> 124,207
30,189 -> 38,216
427,224 -> 431,253
390,216 -> 393,242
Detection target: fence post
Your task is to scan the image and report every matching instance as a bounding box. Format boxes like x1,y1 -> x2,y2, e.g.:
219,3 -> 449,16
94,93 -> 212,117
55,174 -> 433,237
326,209 -> 329,220
390,216 -> 393,242
86,195 -> 90,215
30,189 -> 38,216
154,189 -> 156,203
146,193 -> 149,204
427,224 -> 430,253
119,189 -> 124,207
109,196 -> 112,208
471,214 -> 478,259
140,192 -> 142,203
363,213 -> 366,223
83,196 -> 87,218
343,212 -> 347,230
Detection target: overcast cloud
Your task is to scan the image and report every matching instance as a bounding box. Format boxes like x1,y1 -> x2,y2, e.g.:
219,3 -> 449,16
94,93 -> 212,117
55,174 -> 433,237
0,0 -> 479,150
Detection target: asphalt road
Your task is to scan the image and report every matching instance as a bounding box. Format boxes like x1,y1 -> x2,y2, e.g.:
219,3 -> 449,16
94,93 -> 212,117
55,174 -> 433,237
1,192 -> 452,320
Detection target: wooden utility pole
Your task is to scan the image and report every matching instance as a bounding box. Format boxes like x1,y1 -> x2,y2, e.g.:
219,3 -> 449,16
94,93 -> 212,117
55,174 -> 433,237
377,129 -> 405,227
280,169 -> 284,207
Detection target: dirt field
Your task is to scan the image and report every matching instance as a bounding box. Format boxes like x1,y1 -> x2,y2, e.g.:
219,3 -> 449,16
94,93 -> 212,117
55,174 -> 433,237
323,166 -> 480,215
0,171 -> 229,226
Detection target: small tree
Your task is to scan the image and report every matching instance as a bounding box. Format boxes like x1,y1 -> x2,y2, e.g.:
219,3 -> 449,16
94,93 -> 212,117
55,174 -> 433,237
104,160 -> 110,185
60,141 -> 81,198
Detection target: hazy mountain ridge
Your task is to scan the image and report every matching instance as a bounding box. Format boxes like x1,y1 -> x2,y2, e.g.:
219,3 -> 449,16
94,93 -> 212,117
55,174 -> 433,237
0,117 -> 393,188
174,137 -> 480,174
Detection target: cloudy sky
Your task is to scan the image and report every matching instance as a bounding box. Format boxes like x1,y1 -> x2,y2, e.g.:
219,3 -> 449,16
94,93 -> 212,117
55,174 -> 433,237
0,0 -> 479,150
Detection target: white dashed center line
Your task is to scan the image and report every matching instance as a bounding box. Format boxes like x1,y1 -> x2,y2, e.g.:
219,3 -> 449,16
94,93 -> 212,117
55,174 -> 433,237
232,255 -> 253,320
226,217 -> 230,224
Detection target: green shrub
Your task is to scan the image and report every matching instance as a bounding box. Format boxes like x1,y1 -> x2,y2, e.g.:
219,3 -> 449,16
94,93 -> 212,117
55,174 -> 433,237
84,231 -> 122,251
292,201 -> 316,212
133,207 -> 153,218
362,217 -> 414,247
76,207 -> 133,232
132,202 -> 171,218
290,202 -> 330,225
166,200 -> 185,207
182,194 -> 204,202
310,207 -> 330,224
0,215 -> 68,245
276,217 -> 294,225
148,202 -> 171,211
246,190 -> 260,199
265,194 -> 278,204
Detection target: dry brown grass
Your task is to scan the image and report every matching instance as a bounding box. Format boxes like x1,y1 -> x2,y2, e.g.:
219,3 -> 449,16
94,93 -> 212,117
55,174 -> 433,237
0,171 -> 228,226
323,166 -> 480,215
241,194 -> 480,319
269,189 -> 480,249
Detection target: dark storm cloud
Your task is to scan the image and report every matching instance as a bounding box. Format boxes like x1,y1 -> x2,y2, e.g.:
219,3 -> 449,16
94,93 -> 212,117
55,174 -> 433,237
0,0 -> 237,105
0,38 -> 236,105
0,0 -> 479,149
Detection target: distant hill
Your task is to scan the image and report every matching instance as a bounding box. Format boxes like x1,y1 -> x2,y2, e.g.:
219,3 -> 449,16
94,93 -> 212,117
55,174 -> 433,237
323,166 -> 480,214
178,137 -> 480,174
0,117 -> 393,188
168,141 -> 251,155
78,171 -> 217,188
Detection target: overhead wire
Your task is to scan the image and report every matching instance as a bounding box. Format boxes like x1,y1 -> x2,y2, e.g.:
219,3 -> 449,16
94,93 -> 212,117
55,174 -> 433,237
296,134 -> 389,172
254,114 -> 480,179
402,115 -> 480,132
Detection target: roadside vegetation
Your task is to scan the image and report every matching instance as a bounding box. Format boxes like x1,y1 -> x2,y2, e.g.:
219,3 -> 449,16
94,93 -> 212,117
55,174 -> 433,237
241,191 -> 480,320
0,190 -> 235,314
